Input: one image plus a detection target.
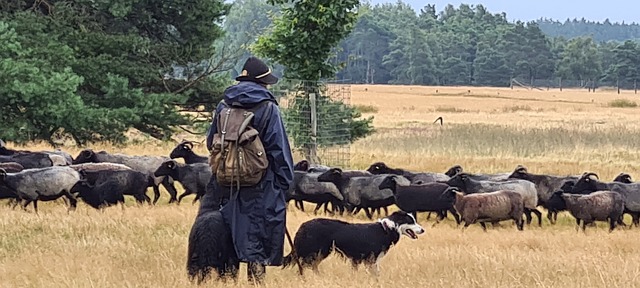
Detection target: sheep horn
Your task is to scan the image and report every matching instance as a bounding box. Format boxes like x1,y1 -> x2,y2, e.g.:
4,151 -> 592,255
0,139 -> 5,148
515,165 -> 527,173
183,141 -> 194,150
433,116 -> 443,126
584,172 -> 599,180
0,168 -> 6,178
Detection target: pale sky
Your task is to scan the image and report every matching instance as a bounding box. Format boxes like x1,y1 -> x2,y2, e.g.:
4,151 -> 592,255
367,0 -> 639,24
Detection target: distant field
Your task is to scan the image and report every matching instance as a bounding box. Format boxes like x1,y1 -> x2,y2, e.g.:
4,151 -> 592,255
2,85 -> 640,287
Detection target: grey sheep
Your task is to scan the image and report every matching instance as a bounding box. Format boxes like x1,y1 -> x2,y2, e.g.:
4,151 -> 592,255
561,190 -> 625,232
73,149 -> 178,204
293,160 -> 331,173
366,162 -> 451,183
447,173 -> 542,226
378,175 -> 460,225
507,165 -> 579,207
317,168 -> 409,219
170,141 -> 208,164
447,165 -> 511,181
0,153 -> 52,169
0,166 -> 83,213
286,171 -> 344,215
442,187 -> 525,231
69,163 -> 133,172
154,160 -> 211,204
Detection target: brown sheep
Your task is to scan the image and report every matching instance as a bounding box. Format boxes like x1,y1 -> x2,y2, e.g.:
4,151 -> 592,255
561,191 -> 625,232
442,187 -> 524,231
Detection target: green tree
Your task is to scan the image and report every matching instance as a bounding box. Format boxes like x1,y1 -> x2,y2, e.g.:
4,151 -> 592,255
0,0 -> 231,144
254,0 -> 374,163
604,40 -> 640,87
556,37 -> 602,83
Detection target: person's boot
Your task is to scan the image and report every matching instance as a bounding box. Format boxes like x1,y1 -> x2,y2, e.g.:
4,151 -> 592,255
247,262 -> 266,284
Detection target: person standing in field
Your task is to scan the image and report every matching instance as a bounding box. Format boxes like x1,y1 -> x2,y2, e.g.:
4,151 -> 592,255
203,56 -> 294,283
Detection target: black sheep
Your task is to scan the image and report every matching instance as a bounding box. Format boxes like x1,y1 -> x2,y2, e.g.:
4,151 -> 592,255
544,180 -> 576,224
378,175 -> 460,224
70,180 -> 125,209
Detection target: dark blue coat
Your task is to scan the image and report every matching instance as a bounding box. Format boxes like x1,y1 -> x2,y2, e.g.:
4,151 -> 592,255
203,81 -> 294,266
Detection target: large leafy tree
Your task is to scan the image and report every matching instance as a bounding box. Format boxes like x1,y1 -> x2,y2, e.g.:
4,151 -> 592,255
0,0 -> 231,145
254,0 -> 374,163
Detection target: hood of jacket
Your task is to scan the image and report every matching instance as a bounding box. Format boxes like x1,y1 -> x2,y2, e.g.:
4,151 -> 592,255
223,81 -> 277,107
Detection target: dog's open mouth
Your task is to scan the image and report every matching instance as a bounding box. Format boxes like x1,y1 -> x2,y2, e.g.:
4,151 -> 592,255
406,230 -> 418,239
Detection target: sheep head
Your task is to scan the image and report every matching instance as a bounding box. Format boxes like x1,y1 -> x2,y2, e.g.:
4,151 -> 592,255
366,162 -> 389,174
170,141 -> 194,159
73,149 -> 96,164
444,165 -> 463,177
293,160 -> 310,172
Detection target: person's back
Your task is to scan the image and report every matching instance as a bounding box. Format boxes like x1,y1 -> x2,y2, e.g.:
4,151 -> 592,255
202,56 -> 294,283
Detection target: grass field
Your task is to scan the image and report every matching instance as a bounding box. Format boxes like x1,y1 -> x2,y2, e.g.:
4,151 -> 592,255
3,85 -> 640,287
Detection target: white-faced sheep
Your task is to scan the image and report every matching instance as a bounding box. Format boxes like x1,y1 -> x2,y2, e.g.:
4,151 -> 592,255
561,191 -> 625,232
442,187 -> 525,231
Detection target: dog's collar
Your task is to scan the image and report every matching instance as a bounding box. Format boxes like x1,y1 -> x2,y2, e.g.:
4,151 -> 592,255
378,218 -> 396,233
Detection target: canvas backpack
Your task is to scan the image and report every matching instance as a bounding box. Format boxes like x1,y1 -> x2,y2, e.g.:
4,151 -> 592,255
208,100 -> 272,188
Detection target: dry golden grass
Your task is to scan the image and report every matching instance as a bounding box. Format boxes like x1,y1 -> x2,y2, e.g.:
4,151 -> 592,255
3,85 -> 640,287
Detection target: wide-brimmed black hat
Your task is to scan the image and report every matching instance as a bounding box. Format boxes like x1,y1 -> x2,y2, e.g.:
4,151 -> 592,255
235,56 -> 278,85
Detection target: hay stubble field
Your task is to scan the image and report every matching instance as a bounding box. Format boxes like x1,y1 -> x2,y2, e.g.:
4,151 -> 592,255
3,85 -> 640,287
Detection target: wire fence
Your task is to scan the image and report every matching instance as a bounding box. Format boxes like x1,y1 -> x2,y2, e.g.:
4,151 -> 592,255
271,79 -> 351,169
511,77 -> 640,93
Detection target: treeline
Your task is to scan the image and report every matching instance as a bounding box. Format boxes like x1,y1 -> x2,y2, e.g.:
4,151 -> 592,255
224,1 -> 640,88
537,18 -> 640,43
333,2 -> 640,87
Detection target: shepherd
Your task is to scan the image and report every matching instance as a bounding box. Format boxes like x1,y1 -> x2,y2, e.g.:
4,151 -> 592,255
192,56 -> 294,283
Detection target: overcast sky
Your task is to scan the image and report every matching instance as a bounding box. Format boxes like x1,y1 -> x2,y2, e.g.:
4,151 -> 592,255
367,0 -> 638,24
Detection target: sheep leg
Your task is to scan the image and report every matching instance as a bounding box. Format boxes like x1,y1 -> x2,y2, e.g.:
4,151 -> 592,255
296,200 -> 305,212
382,207 -> 389,217
152,185 -> 161,205
313,203 -> 323,215
21,199 -> 32,212
364,208 -> 373,220
32,200 -> 38,214
546,211 -> 554,224
575,219 -> 581,231
177,190 -> 193,204
524,210 -> 532,225
526,208 -> 542,227
161,178 -> 178,204
62,190 -> 78,213
426,212 -> 432,220
448,208 -> 461,225
553,211 -> 559,223
609,217 -> 616,232
480,222 -> 488,232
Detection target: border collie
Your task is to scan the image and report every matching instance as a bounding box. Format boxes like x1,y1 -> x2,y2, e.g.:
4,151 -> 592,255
282,211 -> 424,275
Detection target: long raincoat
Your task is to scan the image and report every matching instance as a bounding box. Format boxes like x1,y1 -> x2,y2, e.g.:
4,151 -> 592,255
203,81 -> 294,266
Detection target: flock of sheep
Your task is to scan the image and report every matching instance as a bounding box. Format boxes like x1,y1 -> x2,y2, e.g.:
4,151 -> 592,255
0,138 -> 636,232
